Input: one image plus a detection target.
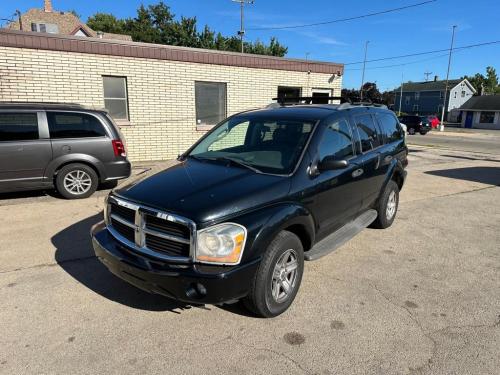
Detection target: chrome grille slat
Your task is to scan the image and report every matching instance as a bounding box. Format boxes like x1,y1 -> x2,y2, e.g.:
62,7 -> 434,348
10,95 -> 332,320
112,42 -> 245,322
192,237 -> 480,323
106,196 -> 195,262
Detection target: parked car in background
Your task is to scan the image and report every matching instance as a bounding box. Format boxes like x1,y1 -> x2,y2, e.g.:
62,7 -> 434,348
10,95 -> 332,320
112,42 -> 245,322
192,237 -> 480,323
92,101 -> 408,318
0,103 -> 131,199
398,115 -> 430,135
420,115 -> 440,129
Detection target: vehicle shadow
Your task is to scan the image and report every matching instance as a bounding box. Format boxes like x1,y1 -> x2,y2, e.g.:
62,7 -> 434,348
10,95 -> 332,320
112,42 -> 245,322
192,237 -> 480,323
52,212 -> 192,313
425,166 -> 500,186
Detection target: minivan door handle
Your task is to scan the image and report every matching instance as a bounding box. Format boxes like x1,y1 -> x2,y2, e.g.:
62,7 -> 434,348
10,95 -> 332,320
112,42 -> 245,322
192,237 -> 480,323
352,168 -> 364,178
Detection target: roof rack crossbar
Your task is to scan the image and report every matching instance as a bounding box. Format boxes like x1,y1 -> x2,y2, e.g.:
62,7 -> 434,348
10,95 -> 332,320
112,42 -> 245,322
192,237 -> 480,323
272,96 -> 343,106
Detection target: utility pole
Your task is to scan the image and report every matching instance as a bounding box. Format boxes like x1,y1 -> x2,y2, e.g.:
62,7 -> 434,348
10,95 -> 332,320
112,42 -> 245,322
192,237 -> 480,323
398,71 -> 404,116
440,25 -> 457,132
360,41 -> 369,101
15,10 -> 22,31
424,71 -> 433,81
232,0 -> 254,53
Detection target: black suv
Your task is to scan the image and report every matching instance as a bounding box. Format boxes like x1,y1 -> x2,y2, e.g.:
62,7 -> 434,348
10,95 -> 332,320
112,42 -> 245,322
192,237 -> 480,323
0,103 -> 131,198
398,115 -> 430,135
92,102 -> 407,317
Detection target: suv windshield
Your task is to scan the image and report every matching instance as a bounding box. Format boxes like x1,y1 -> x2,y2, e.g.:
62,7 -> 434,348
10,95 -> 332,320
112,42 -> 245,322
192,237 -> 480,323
188,115 -> 316,175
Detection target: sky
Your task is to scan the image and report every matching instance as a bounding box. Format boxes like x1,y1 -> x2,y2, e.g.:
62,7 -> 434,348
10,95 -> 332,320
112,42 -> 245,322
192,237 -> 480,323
1,0 -> 499,91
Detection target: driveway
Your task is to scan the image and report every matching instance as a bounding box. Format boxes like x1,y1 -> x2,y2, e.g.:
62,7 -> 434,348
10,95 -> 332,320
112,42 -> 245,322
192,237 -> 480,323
1,147 -> 499,375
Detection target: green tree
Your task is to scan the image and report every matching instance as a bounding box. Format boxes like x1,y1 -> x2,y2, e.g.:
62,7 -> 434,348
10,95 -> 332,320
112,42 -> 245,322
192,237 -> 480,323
86,1 -> 288,57
463,66 -> 500,95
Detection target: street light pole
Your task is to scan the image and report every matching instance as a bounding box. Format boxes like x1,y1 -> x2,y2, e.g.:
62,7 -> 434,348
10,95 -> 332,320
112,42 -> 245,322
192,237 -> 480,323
360,41 -> 369,101
440,25 -> 457,132
399,71 -> 404,116
232,0 -> 254,53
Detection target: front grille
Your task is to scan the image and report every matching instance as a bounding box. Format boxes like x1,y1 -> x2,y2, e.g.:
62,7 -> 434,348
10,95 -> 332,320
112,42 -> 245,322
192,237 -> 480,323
145,214 -> 190,239
145,234 -> 189,256
111,217 -> 135,243
107,199 -> 193,260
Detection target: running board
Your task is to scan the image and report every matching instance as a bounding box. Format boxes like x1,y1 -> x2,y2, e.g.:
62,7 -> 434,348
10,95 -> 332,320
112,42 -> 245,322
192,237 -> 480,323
304,209 -> 378,261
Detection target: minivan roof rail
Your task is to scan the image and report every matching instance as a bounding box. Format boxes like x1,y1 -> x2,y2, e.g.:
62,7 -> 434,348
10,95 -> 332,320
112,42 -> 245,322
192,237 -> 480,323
337,101 -> 388,110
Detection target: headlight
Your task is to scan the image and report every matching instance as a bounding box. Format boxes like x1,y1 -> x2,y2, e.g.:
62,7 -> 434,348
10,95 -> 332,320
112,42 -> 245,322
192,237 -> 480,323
196,223 -> 246,265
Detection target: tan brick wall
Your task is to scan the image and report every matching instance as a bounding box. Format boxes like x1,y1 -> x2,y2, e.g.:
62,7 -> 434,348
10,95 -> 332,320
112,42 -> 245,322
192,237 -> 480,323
0,46 -> 342,162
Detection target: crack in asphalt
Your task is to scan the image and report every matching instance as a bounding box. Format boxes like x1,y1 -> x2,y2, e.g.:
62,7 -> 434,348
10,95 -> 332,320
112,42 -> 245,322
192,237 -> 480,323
0,255 -> 96,275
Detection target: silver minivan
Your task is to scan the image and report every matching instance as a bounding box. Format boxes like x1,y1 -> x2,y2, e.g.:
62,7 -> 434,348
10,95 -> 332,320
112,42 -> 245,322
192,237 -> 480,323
0,102 -> 131,199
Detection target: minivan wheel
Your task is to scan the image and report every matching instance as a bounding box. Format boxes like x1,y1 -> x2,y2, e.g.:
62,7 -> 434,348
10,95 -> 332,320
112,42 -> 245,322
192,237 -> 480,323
56,163 -> 98,199
371,180 -> 399,229
243,230 -> 304,318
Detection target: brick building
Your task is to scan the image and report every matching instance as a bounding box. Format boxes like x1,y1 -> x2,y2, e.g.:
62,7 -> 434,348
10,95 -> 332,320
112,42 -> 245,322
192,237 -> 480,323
0,29 -> 343,162
6,0 -> 132,41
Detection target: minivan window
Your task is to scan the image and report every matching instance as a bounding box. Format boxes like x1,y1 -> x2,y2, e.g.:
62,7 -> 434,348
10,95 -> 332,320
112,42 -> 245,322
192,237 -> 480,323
318,118 -> 354,161
355,114 -> 382,152
48,112 -> 107,139
0,113 -> 39,142
189,116 -> 315,175
377,113 -> 403,143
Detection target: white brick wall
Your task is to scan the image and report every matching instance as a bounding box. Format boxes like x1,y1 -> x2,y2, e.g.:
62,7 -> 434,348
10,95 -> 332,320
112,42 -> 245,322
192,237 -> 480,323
0,46 -> 342,161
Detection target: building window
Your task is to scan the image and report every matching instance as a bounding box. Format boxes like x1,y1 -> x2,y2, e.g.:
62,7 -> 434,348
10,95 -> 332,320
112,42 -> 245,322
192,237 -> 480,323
461,90 -> 466,97
31,22 -> 59,34
438,105 -> 443,114
413,105 -> 419,113
195,81 -> 227,126
479,112 -> 495,124
277,86 -> 301,103
103,76 -> 129,120
440,91 -> 444,99
454,91 -> 457,98
405,96 -> 411,105
414,92 -> 420,100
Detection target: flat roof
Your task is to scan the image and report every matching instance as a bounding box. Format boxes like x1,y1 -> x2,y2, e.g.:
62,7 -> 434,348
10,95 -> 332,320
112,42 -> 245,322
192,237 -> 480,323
0,29 -> 343,75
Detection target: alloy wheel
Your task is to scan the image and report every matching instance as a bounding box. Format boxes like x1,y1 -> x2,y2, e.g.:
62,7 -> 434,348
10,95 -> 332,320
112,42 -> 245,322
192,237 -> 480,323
271,249 -> 299,303
63,170 -> 92,195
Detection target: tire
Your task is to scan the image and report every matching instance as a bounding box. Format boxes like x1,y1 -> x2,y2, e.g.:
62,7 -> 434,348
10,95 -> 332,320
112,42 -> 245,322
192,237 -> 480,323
371,180 -> 399,229
420,130 -> 427,135
55,163 -> 98,199
243,231 -> 304,318
408,128 -> 416,135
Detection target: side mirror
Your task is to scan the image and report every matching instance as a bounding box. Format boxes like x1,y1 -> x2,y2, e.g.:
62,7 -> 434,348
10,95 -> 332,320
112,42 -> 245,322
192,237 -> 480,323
318,156 -> 349,171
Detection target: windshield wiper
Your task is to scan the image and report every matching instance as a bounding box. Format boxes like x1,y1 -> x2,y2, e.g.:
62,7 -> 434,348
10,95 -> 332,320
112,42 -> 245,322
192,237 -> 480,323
212,156 -> 262,173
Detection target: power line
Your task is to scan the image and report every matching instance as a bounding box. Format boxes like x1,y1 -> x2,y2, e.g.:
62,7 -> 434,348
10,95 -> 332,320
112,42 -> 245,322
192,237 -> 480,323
344,40 -> 500,65
247,0 -> 437,31
344,52 -> 450,71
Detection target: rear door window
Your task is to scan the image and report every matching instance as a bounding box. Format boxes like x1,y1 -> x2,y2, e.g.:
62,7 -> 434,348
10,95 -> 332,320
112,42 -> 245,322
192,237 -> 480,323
48,112 -> 107,139
354,114 -> 382,152
377,113 -> 403,143
0,113 -> 39,141
318,117 -> 354,161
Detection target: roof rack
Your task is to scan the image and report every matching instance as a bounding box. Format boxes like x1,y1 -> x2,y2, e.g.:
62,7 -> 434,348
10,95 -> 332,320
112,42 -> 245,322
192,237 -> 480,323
337,100 -> 387,110
271,96 -> 343,106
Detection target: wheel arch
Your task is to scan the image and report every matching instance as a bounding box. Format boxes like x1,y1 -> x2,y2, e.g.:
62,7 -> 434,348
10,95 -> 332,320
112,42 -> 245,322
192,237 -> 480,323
47,154 -> 105,182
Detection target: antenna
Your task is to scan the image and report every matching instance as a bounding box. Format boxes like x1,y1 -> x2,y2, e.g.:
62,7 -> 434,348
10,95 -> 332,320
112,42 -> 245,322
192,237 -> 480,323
231,0 -> 254,53
424,71 -> 433,81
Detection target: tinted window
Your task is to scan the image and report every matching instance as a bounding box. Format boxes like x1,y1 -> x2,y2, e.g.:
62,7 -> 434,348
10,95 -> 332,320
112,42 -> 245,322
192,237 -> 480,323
377,113 -> 403,143
277,86 -> 302,103
0,113 -> 38,142
355,114 -> 382,152
195,82 -> 227,126
48,112 -> 107,139
318,118 -> 354,161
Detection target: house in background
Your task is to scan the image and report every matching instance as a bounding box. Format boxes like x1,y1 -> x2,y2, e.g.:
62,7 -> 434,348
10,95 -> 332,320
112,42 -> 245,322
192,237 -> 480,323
458,95 -> 500,129
394,77 -> 476,121
5,0 -> 132,41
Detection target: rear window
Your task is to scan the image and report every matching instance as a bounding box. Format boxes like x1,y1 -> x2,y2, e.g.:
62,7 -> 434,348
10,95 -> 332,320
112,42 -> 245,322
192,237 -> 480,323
48,112 -> 107,139
377,113 -> 403,143
354,114 -> 382,152
0,113 -> 39,142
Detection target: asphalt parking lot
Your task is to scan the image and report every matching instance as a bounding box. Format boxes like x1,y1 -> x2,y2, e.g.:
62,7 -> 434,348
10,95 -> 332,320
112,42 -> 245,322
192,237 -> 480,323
1,142 -> 499,374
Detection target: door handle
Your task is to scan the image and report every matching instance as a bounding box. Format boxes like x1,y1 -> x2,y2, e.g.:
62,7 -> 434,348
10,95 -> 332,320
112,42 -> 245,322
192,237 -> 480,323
352,168 -> 364,178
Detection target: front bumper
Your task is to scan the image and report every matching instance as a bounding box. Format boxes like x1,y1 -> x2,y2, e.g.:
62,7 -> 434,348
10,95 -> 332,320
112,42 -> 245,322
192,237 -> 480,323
91,222 -> 260,304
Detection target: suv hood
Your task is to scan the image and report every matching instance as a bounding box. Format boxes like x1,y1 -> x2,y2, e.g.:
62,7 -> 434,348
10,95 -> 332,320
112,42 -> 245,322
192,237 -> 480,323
114,159 -> 290,223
